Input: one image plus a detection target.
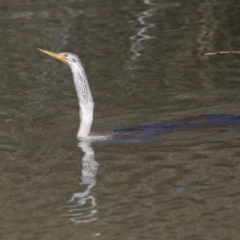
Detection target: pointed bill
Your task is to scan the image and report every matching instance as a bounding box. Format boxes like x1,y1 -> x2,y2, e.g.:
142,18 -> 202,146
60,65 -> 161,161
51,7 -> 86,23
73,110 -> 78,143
37,48 -> 66,63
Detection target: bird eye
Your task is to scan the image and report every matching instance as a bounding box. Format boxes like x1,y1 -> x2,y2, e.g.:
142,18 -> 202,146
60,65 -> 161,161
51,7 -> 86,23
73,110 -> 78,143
64,53 -> 68,57
73,59 -> 76,63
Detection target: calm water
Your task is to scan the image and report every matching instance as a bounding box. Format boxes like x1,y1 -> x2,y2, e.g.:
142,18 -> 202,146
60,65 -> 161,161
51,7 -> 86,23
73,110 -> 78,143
1,0 -> 240,239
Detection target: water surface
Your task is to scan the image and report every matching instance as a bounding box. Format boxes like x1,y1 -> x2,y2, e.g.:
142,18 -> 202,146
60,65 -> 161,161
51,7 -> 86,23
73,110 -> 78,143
1,0 -> 240,239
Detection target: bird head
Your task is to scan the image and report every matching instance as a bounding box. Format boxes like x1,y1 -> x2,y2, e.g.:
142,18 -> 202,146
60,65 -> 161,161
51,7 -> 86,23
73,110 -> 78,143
37,48 -> 80,66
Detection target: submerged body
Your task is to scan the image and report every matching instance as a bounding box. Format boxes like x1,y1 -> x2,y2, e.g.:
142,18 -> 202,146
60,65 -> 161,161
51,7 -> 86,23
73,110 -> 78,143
113,114 -> 240,133
38,49 -> 240,141
105,113 -> 240,142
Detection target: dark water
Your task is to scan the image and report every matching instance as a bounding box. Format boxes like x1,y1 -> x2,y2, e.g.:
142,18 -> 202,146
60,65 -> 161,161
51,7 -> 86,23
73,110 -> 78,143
1,0 -> 240,239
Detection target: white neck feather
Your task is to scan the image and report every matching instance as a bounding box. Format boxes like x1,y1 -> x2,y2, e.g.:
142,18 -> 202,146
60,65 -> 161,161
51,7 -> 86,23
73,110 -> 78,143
70,61 -> 94,138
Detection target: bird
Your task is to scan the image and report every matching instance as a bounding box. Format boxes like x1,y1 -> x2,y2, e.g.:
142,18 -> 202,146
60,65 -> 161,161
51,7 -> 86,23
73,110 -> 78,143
38,48 -> 94,139
37,48 -> 240,141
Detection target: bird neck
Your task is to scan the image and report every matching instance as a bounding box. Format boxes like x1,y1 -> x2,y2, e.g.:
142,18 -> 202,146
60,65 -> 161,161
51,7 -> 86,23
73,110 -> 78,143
70,63 -> 94,138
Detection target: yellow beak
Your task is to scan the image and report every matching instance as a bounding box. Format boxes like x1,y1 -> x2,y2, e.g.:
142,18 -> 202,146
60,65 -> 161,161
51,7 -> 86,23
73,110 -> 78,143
37,48 -> 66,63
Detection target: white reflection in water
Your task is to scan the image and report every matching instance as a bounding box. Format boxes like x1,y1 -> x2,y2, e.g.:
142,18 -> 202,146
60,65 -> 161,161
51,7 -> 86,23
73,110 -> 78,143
66,140 -> 99,224
130,0 -> 157,60
130,0 -> 180,60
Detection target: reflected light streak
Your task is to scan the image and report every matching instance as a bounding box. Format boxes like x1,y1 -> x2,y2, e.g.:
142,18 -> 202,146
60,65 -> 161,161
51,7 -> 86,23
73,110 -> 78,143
130,0 -> 157,60
130,0 -> 180,60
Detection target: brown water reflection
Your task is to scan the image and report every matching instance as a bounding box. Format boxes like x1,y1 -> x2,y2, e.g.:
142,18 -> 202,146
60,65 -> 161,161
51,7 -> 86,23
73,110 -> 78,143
2,0 -> 240,239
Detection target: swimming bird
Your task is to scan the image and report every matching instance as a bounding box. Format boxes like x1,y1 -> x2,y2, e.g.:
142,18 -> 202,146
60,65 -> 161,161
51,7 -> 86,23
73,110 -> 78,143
38,48 -> 94,139
38,48 -> 240,141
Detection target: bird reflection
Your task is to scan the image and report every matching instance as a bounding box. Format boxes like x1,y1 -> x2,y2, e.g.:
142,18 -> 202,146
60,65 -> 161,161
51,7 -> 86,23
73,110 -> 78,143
66,140 -> 99,224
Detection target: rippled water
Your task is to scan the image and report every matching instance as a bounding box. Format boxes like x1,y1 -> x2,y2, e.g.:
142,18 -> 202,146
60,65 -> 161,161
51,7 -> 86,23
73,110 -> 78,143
1,0 -> 240,239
